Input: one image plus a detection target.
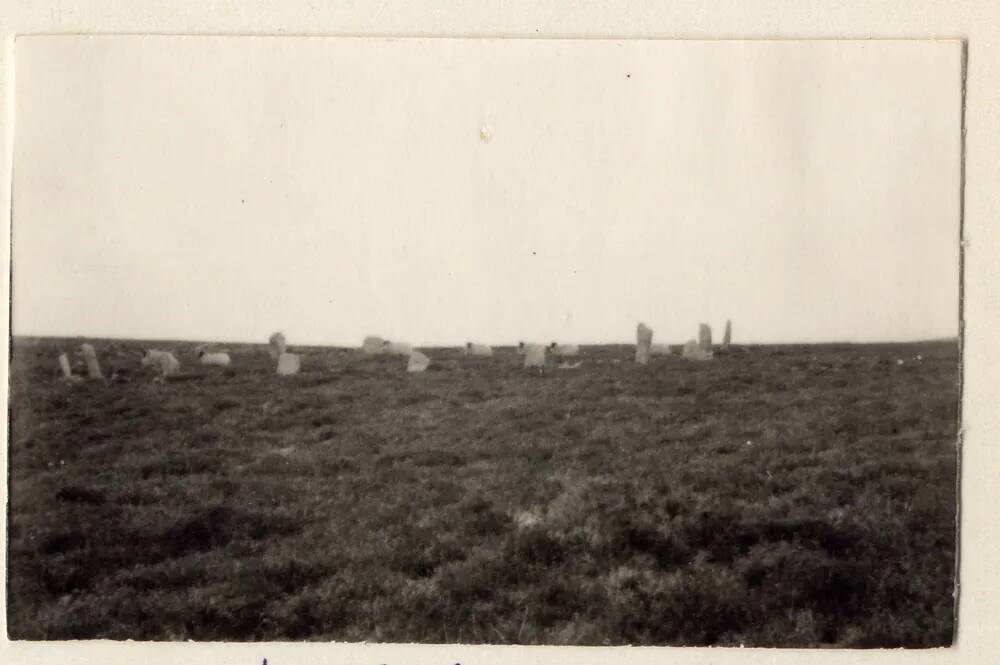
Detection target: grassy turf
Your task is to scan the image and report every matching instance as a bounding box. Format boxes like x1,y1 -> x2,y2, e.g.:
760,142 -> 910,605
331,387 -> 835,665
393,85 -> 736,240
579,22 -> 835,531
6,337 -> 958,645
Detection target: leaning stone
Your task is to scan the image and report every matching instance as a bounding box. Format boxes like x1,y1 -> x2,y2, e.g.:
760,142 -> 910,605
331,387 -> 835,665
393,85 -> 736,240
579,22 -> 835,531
58,353 -> 83,383
79,344 -> 104,379
635,323 -> 653,365
407,350 -> 431,373
276,352 -> 301,375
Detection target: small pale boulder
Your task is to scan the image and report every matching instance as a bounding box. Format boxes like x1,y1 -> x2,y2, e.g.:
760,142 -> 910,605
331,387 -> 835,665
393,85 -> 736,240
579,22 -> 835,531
464,342 -> 493,357
142,349 -> 182,377
79,343 -> 104,379
268,332 -> 287,359
276,352 -> 301,375
383,341 -> 413,357
650,343 -> 672,356
407,350 -> 431,373
523,344 -> 546,368
198,350 -> 232,367
682,339 -> 713,361
558,361 -> 583,370
549,343 -> 580,356
635,323 -> 653,365
362,336 -> 386,354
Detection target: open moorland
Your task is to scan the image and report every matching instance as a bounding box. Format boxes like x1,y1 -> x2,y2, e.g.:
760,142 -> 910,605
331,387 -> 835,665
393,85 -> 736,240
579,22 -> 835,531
7,337 -> 959,646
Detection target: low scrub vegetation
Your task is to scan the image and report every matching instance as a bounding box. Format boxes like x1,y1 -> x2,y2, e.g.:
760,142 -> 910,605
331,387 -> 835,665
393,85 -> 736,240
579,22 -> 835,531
7,338 -> 958,645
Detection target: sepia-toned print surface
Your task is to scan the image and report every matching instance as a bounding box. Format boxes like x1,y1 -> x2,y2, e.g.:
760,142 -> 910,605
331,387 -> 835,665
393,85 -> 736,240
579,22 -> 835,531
7,37 -> 961,646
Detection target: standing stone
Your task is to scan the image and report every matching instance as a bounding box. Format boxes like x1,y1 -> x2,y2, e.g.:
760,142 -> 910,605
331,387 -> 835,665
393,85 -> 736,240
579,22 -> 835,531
58,353 -> 83,382
276,352 -> 301,375
722,319 -> 732,350
269,332 -> 287,359
683,339 -> 713,361
635,323 -> 653,365
79,344 -> 104,379
523,344 -> 546,368
699,324 -> 712,353
362,336 -> 386,354
58,353 -> 74,378
407,350 -> 431,373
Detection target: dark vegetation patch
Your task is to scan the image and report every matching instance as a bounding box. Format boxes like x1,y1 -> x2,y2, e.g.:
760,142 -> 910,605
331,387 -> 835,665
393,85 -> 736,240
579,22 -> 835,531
7,336 -> 959,645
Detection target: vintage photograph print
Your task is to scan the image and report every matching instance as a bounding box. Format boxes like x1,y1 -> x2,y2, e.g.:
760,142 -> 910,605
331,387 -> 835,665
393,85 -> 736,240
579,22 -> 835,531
7,37 -> 962,646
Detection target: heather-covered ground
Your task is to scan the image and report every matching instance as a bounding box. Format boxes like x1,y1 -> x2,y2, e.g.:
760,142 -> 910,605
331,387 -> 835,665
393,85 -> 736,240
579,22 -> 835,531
7,337 -> 959,645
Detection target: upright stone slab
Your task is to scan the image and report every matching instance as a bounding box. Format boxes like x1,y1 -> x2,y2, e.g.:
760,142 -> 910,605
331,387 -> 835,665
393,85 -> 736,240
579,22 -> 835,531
362,336 -> 386,354
269,332 -> 287,359
407,350 -> 431,373
635,323 -> 653,365
699,324 -> 712,353
523,344 -> 546,368
79,344 -> 104,379
276,352 -> 301,375
722,320 -> 732,350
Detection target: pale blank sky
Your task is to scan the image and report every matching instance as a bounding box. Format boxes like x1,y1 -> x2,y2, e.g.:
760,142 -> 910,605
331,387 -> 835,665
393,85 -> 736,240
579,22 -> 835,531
12,37 -> 962,347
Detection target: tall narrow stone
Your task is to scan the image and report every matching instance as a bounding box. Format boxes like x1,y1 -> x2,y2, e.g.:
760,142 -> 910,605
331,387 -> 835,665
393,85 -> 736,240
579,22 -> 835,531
698,324 -> 712,352
269,332 -> 287,359
407,350 -> 431,373
722,319 -> 732,350
635,323 -> 653,365
58,353 -> 73,379
79,344 -> 104,379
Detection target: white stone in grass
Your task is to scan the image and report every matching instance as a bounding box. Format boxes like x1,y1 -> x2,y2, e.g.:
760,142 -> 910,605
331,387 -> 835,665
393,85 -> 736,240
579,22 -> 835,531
142,349 -> 181,377
277,352 -> 301,375
407,350 -> 431,373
